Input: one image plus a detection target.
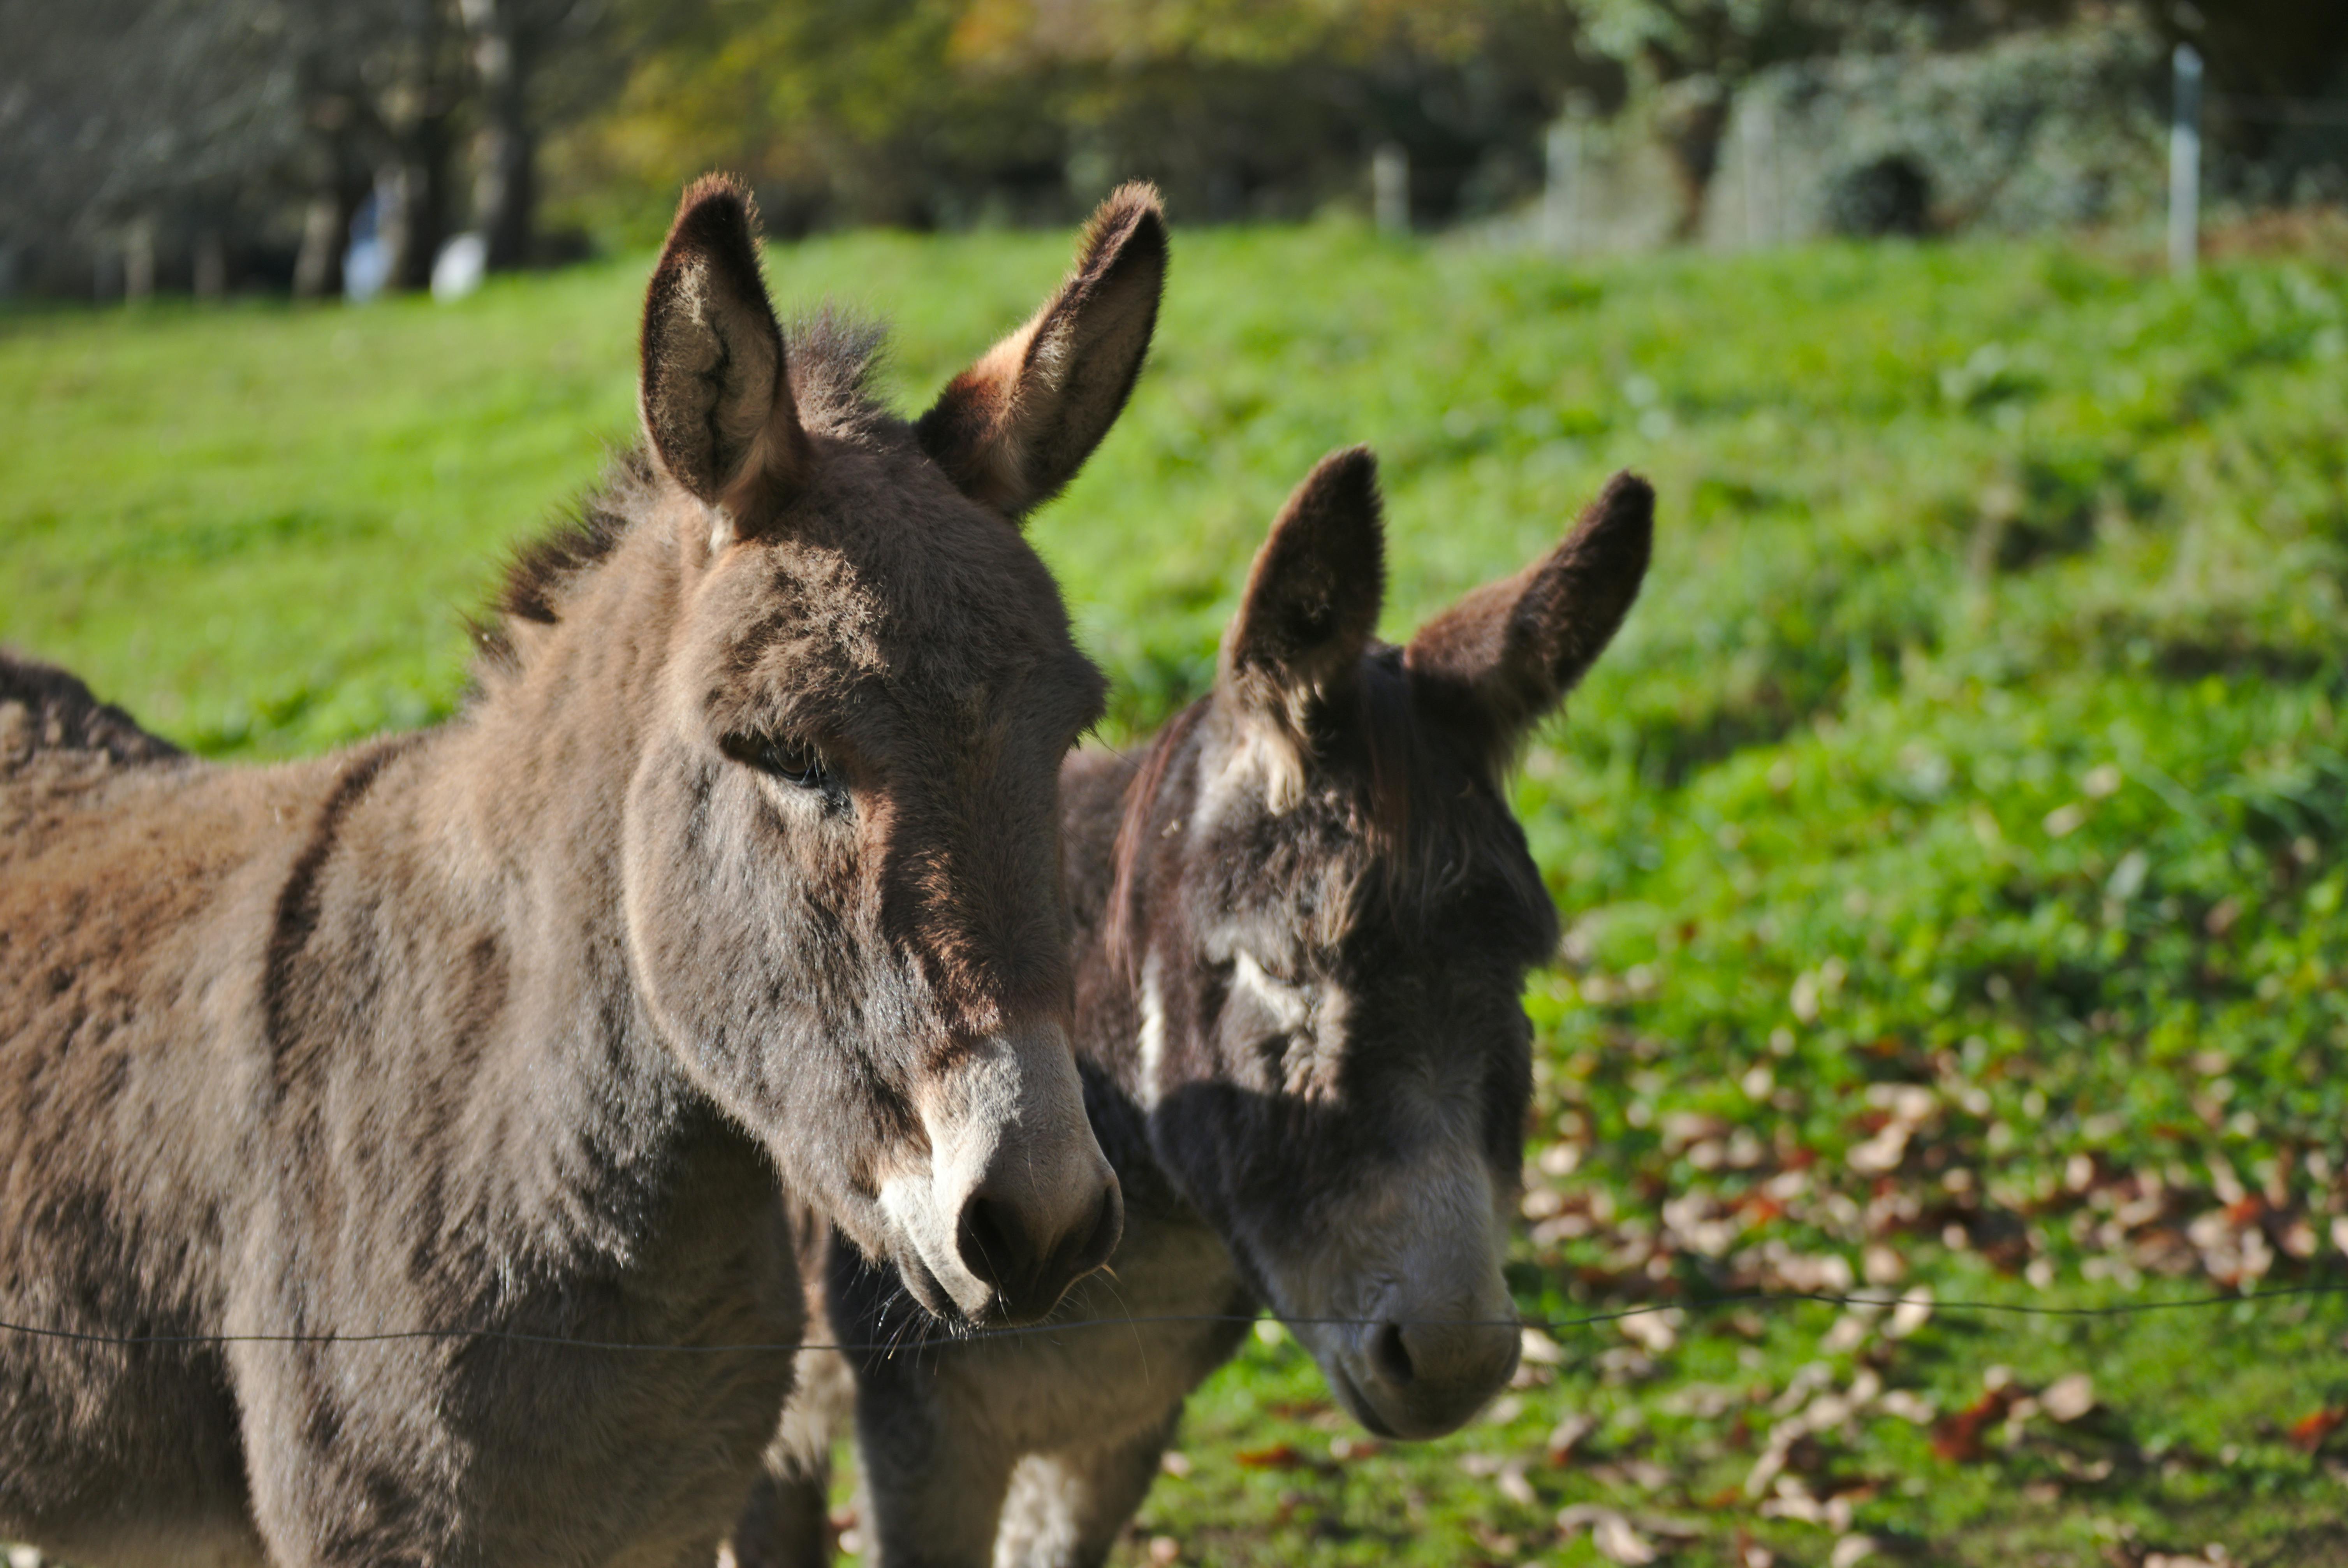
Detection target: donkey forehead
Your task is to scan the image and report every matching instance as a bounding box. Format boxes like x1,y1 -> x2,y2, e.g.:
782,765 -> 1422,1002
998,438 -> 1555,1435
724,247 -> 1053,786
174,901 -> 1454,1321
1180,798 -> 1557,1015
709,508 -> 1104,737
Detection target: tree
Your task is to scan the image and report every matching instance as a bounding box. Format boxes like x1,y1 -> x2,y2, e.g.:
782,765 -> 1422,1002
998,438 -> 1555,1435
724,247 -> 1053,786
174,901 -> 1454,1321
459,0 -> 611,269
0,0 -> 307,291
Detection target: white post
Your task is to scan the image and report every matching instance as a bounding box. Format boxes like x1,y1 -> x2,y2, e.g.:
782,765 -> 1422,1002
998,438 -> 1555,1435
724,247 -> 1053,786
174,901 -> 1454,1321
1543,119 -> 1582,253
1373,144 -> 1409,236
2169,42 -> 2202,281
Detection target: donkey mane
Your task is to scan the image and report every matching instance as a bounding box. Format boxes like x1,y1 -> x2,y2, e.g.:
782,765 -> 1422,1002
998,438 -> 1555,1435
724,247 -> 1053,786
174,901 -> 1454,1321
472,312 -> 892,685
472,312 -> 892,682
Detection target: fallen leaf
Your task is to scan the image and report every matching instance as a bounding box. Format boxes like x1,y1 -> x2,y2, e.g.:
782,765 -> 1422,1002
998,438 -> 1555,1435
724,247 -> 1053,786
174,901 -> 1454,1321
1884,1287 -> 1933,1339
1594,1513 -> 1659,1565
1521,1326 -> 1566,1366
1619,1309 -> 1681,1355
2288,1408 -> 2347,1453
1471,1524 -> 1521,1559
2043,1373 -> 2096,1424
1931,1387 -> 2015,1463
1878,1389 -> 1938,1423
1547,1412 -> 1599,1462
1234,1443 -> 1306,1470
1831,1535 -> 1879,1568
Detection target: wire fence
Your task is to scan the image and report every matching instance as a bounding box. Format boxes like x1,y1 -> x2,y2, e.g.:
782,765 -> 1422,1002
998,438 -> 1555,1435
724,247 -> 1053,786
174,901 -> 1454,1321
4,1280 -> 2343,1358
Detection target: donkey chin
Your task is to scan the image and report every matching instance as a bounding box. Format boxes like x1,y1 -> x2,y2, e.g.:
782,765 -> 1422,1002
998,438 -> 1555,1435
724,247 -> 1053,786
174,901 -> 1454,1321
1263,1159 -> 1522,1441
874,1020 -> 1125,1326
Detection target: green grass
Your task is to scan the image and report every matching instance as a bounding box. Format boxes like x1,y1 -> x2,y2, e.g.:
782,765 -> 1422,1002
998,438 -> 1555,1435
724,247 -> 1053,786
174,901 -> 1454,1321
7,223 -> 2348,1566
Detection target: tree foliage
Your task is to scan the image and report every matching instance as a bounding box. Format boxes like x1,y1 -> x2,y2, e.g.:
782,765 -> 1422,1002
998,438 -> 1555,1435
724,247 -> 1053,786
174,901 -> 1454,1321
5,0 -> 2344,292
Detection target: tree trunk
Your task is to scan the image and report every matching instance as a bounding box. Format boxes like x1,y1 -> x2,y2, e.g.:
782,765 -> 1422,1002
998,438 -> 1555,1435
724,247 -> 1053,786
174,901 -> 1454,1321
465,0 -> 538,269
194,229 -> 227,299
122,215 -> 157,302
293,172 -> 371,300
381,110 -> 456,292
1653,76 -> 1731,244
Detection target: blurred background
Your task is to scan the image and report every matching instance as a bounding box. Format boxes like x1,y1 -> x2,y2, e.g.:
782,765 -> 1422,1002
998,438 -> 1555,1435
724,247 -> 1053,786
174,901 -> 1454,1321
7,4 -> 2348,1566
2,0 -> 2345,297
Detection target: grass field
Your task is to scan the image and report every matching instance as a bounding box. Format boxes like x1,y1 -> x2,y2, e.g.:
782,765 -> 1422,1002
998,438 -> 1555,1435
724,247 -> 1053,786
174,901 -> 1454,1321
5,222 -> 2348,1566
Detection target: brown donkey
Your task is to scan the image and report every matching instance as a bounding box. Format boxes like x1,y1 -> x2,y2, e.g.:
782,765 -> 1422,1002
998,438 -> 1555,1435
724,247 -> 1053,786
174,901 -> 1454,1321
733,453 -> 1653,1568
0,176 -> 1168,1566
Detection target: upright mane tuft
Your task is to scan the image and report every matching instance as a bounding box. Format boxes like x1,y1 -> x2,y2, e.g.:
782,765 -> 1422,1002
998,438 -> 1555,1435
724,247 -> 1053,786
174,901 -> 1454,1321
780,309 -> 891,438
469,448 -> 654,680
469,309 -> 894,684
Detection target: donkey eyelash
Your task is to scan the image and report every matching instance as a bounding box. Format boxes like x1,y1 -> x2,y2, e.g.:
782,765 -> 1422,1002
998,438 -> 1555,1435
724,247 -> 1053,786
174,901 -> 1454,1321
1230,949 -> 1313,1033
723,733 -> 846,806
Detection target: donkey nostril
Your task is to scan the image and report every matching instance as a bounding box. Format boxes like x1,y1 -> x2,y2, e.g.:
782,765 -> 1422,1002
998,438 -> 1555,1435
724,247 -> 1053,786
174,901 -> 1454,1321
1067,1180 -> 1123,1277
955,1194 -> 1030,1294
1372,1321 -> 1416,1386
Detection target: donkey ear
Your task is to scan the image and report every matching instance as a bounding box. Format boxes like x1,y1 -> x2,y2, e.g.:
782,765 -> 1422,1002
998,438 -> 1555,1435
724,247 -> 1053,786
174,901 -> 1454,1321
917,183 -> 1166,519
1404,471 -> 1653,763
1218,447 -> 1387,737
639,175 -> 811,538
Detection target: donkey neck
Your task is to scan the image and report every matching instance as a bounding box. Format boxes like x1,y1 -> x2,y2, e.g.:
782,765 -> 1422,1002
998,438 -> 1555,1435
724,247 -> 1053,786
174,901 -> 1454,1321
294,510 -> 757,1262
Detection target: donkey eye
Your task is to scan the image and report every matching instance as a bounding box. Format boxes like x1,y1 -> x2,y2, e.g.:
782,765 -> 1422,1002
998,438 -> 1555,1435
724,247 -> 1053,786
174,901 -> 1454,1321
724,733 -> 839,798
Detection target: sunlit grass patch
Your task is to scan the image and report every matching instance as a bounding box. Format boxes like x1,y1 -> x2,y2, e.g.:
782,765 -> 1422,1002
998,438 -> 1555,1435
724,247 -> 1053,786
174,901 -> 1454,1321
5,225 -> 2347,1563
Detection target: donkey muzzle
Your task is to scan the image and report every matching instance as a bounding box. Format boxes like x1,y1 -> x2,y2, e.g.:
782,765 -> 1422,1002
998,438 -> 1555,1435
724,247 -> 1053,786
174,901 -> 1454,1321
883,1020 -> 1121,1325
1340,1305 -> 1521,1440
1279,1154 -> 1521,1439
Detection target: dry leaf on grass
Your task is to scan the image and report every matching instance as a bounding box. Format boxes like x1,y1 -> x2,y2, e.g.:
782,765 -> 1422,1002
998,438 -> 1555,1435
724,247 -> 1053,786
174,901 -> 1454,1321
1547,1412 -> 1600,1462
1830,1536 -> 1880,1568
1593,1514 -> 1659,1565
2042,1373 -> 2096,1424
2288,1407 -> 2346,1453
1930,1387 -> 2015,1463
1232,1443 -> 1306,1470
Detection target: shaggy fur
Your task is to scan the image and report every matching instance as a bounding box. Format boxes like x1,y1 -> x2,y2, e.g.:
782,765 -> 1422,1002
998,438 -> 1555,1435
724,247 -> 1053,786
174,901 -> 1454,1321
729,458 -> 1655,1568
0,175 -> 1170,1567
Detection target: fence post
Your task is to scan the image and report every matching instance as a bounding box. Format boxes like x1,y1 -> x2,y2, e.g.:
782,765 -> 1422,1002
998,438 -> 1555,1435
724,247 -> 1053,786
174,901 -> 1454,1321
1373,144 -> 1409,236
2168,42 -> 2202,281
1543,119 -> 1582,253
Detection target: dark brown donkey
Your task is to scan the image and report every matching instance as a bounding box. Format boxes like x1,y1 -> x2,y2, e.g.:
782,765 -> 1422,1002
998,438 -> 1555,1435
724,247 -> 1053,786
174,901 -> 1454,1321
0,176 -> 1169,1567
732,452 -> 1653,1568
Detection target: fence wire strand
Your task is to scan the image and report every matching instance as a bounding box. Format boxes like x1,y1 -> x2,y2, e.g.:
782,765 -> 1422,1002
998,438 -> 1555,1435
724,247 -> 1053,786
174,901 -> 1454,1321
1,1282 -> 2341,1358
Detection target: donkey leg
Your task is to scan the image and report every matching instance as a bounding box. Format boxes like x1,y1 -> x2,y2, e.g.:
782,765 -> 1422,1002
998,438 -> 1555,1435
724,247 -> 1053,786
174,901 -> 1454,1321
851,1374 -> 1019,1568
723,1451 -> 832,1568
991,1407 -> 1180,1568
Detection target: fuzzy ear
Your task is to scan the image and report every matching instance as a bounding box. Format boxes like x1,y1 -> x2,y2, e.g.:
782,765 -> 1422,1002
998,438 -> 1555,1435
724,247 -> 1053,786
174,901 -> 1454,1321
1404,471 -> 1653,763
1218,447 -> 1387,740
917,183 -> 1166,518
639,175 -> 811,539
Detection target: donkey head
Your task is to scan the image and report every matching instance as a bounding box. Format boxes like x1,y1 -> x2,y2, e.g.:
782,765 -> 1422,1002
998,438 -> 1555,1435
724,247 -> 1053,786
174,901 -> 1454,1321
1112,450 -> 1651,1436
623,177 -> 1165,1325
